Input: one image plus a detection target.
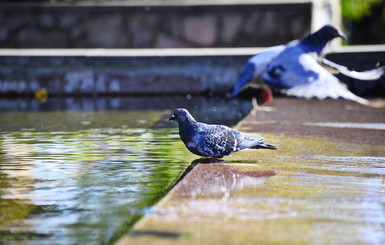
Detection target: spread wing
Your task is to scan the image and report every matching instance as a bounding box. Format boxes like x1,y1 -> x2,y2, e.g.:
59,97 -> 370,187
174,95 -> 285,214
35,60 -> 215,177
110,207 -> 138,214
263,47 -> 371,106
226,45 -> 286,99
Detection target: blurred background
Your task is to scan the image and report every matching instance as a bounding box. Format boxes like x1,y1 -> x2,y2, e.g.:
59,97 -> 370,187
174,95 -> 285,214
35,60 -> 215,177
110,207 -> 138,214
0,0 -> 383,48
0,0 -> 384,100
0,2 -> 384,245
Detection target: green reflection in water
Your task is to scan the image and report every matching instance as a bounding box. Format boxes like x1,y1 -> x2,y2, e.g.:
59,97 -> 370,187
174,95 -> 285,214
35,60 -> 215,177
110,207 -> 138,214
0,111 -> 194,245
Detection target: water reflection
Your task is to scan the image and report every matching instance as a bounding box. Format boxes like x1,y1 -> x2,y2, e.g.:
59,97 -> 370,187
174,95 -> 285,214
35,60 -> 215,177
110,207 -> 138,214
0,125 -> 197,244
0,95 -> 253,128
0,126 -> 197,244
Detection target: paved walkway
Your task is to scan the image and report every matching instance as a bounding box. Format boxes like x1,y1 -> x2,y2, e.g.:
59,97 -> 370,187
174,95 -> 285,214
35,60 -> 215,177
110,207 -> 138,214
117,98 -> 385,245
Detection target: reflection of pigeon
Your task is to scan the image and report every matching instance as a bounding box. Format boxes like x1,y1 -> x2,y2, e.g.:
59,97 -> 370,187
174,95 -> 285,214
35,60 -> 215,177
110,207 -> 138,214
169,108 -> 276,158
227,25 -> 385,107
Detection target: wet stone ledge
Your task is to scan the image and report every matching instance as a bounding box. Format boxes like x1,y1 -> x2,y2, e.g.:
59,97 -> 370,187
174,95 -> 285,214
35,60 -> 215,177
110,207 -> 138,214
0,55 -> 248,96
0,51 -> 384,97
0,3 -> 311,48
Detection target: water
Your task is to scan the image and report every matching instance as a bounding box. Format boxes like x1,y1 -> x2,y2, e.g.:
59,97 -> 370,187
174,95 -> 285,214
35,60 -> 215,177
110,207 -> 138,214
0,113 -> 196,244
0,96 -> 252,244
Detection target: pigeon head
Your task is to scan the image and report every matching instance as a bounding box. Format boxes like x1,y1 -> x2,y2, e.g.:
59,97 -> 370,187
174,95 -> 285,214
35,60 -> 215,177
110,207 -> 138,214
301,25 -> 345,54
169,108 -> 196,123
318,25 -> 345,41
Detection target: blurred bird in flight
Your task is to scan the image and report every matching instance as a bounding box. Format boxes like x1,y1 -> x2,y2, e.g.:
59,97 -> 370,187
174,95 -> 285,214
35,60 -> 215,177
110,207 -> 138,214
227,25 -> 385,108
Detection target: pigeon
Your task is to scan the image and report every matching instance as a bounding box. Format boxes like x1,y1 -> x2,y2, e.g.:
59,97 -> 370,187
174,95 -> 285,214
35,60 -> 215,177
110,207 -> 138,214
169,108 -> 276,158
227,25 -> 385,107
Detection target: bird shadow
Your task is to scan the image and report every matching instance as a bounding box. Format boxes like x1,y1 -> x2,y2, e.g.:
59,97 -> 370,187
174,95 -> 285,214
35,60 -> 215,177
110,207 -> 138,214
129,230 -> 182,239
191,157 -> 224,164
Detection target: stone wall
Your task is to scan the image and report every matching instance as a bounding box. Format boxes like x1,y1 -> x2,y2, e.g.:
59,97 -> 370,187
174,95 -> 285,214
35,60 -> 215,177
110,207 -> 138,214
0,3 -> 311,48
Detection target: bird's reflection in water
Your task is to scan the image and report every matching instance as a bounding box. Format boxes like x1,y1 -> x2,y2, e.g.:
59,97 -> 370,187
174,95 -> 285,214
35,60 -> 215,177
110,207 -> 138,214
173,158 -> 222,187
173,158 -> 276,196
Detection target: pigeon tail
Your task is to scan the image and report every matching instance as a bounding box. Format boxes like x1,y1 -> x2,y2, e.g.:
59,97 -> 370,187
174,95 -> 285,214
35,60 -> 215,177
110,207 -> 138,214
237,134 -> 277,151
251,143 -> 277,150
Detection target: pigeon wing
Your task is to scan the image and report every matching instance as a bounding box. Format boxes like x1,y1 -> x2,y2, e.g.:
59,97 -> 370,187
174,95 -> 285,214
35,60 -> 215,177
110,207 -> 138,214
227,62 -> 256,99
227,45 -> 286,99
263,46 -> 314,90
196,124 -> 236,157
264,48 -> 371,106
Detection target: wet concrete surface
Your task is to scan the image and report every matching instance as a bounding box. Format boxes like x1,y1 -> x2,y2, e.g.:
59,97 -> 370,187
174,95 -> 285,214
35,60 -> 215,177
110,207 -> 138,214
117,98 -> 385,245
240,98 -> 385,146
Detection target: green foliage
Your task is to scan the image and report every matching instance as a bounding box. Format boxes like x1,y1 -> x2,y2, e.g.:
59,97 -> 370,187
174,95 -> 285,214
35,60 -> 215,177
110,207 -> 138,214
341,0 -> 382,21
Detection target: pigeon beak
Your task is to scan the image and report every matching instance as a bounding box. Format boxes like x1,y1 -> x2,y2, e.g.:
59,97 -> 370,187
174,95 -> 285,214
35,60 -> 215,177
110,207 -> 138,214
169,116 -> 176,121
338,31 -> 346,40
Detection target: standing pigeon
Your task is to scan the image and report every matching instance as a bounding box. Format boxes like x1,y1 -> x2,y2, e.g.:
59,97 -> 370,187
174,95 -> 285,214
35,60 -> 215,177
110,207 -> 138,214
227,25 -> 385,107
169,108 -> 276,158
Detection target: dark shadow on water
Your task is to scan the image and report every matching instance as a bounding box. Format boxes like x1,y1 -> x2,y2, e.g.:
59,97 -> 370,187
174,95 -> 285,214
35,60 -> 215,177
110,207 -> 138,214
149,95 -> 253,127
0,230 -> 52,240
0,95 -> 253,129
0,95 -> 251,112
129,230 -> 183,239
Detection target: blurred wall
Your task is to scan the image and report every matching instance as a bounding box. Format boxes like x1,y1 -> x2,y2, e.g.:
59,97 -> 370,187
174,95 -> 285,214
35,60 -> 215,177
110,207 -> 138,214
0,3 -> 311,48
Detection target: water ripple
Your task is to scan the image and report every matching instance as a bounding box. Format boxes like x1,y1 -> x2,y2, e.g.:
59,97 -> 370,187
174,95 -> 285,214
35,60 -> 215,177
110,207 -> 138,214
0,127 -> 192,244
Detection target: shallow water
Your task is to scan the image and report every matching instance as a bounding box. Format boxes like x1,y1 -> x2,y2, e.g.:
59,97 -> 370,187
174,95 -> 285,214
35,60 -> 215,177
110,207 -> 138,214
0,124 -> 195,244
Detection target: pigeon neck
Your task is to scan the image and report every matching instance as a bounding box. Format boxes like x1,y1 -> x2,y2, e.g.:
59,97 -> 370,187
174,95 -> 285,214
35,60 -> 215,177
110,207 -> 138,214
178,119 -> 198,142
179,116 -> 198,130
300,33 -> 329,55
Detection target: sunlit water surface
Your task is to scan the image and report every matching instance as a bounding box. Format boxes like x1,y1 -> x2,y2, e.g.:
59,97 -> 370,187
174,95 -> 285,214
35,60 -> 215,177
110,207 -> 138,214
0,110 -> 196,245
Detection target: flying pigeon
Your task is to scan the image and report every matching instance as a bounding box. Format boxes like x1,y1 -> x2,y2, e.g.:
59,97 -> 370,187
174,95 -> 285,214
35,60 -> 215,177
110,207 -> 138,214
227,25 -> 385,107
169,108 -> 276,158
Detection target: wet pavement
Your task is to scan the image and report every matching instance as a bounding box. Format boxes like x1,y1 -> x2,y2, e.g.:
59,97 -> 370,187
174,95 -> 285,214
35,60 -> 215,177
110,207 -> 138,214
117,98 -> 385,245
